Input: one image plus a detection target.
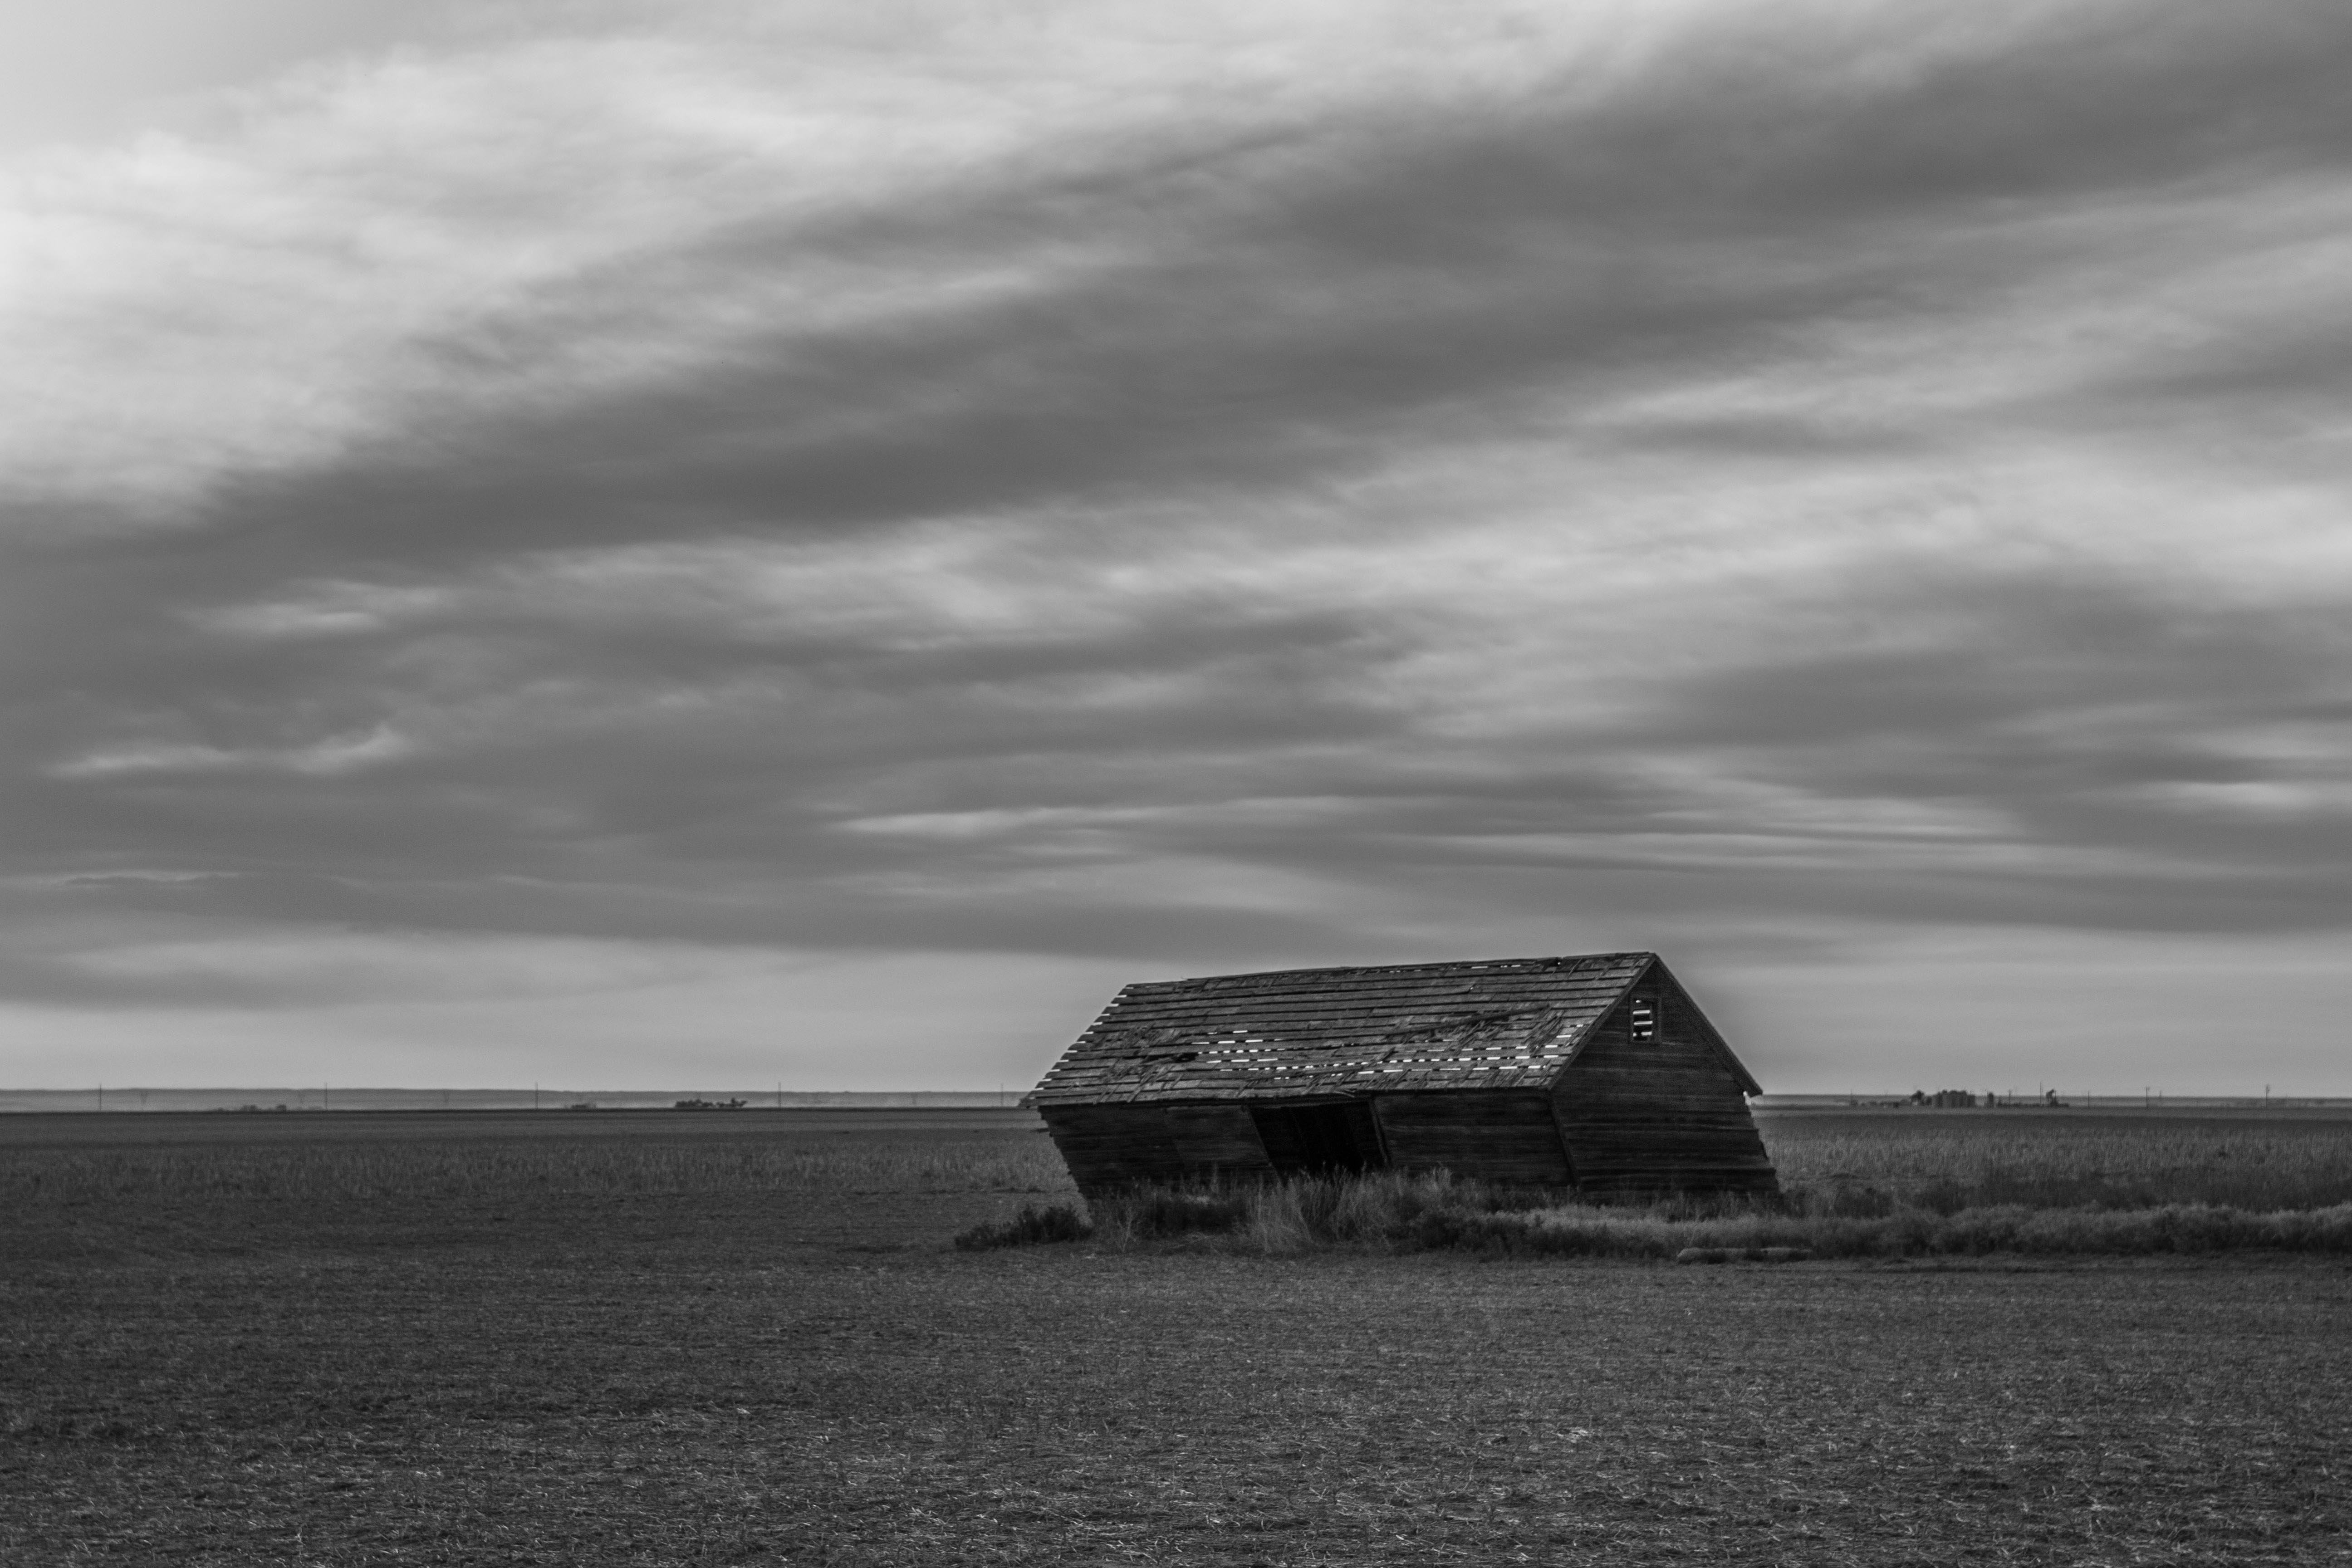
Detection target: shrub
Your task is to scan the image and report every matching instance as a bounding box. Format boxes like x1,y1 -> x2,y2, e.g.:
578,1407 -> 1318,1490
1127,1190 -> 1252,1237
953,1203 -> 1093,1250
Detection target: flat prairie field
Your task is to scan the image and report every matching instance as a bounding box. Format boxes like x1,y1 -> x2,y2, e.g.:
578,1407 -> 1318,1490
4,1110 -> 2349,1566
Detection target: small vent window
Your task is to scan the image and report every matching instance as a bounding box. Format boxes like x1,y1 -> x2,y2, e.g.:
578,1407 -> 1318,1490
1629,999 -> 1656,1042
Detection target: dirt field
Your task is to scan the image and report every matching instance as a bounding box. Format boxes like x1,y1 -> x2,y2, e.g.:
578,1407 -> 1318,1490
4,1110 -> 2349,1565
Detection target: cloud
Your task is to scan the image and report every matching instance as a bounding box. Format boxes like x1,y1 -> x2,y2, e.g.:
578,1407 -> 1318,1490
51,723 -> 413,779
11,1 -> 2347,539
1,0 -> 2350,1086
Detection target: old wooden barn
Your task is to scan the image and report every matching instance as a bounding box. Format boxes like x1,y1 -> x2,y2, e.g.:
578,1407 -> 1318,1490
1024,951 -> 1776,1197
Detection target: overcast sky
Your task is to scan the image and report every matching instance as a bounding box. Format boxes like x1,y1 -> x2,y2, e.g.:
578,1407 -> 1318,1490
3,0 -> 2347,1094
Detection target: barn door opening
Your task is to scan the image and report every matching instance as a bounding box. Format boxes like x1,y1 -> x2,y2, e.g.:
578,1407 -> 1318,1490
1249,1100 -> 1386,1175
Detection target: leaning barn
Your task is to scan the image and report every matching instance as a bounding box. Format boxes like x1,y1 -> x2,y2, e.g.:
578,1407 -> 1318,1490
1025,952 -> 1775,1198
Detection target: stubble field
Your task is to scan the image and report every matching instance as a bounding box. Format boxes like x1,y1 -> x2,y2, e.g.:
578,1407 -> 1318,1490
4,1107 -> 2349,1565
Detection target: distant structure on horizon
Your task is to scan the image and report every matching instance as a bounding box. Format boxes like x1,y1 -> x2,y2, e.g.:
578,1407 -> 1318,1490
1024,951 -> 1777,1198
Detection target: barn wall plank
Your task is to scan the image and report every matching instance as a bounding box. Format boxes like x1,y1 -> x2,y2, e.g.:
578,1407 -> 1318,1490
1374,1091 -> 1574,1186
1041,1103 -> 1283,1193
1038,1105 -> 1184,1193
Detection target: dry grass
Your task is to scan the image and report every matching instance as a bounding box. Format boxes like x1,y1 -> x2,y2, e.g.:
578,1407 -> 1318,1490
1760,1111 -> 2352,1213
1078,1173 -> 2352,1259
1479,1197 -> 2352,1258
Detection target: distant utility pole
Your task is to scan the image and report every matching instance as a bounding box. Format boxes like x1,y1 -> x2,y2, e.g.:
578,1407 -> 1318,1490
97,1083 -> 103,1113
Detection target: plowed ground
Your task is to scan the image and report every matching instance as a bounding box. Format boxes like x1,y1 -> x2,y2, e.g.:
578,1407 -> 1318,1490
4,1112 -> 2347,1565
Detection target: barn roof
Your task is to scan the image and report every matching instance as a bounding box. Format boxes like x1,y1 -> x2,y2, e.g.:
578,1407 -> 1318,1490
1026,951 -> 1753,1107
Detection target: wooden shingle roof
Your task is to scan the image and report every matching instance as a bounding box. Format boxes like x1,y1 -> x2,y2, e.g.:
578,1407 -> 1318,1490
1026,951 -> 1684,1107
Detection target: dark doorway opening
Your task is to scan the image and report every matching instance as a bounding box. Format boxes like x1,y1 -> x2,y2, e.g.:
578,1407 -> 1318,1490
1250,1100 -> 1386,1175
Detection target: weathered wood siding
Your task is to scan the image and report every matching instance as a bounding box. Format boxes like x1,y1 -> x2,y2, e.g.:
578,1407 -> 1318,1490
1372,1090 -> 1574,1186
1040,1102 -> 1275,1192
1039,1105 -> 1182,1191
1553,971 -> 1777,1196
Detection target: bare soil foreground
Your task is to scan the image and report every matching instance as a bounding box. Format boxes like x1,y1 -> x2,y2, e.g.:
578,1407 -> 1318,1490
4,1109 -> 2348,1565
